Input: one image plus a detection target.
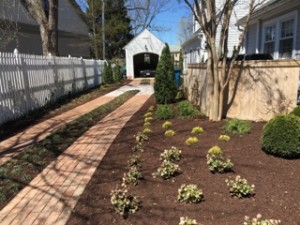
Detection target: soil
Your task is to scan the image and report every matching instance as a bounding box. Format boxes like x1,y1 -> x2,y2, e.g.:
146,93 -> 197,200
68,96 -> 300,225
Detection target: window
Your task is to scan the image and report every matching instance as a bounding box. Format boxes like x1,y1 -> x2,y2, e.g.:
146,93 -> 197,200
144,54 -> 150,64
264,25 -> 276,57
279,19 -> 294,58
262,12 -> 296,59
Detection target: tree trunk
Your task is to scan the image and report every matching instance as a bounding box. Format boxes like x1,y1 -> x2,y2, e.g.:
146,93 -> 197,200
48,0 -> 58,55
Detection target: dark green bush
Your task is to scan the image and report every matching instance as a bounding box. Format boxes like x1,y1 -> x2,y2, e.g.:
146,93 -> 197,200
262,115 -> 300,159
222,118 -> 252,135
177,100 -> 199,118
103,61 -> 113,84
154,44 -> 177,104
290,106 -> 300,117
155,104 -> 174,119
114,64 -> 122,82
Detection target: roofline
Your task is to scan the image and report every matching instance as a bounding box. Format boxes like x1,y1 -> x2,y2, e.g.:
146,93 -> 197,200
181,29 -> 202,48
123,28 -> 165,49
237,0 -> 298,25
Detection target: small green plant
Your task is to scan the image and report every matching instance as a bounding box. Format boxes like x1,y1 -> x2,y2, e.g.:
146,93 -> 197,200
191,126 -> 204,135
22,174 -> 32,182
155,104 -> 174,119
165,129 -> 176,137
143,127 -> 152,135
185,137 -> 198,145
179,217 -> 198,225
110,186 -> 140,218
156,160 -> 181,179
222,118 -> 252,135
177,101 -> 199,118
0,187 -> 7,202
144,112 -> 153,118
225,175 -> 255,198
122,166 -> 144,186
132,143 -> 144,152
207,146 -> 233,173
162,121 -> 173,129
160,147 -> 181,162
128,154 -> 141,167
134,132 -> 149,143
144,122 -> 151,128
11,165 -> 22,175
177,184 -> 204,203
144,117 -> 153,123
219,134 -> 230,142
0,167 -> 8,179
243,214 -> 281,225
148,105 -> 154,112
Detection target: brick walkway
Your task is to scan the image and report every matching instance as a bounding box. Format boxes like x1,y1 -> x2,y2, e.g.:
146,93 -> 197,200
0,81 -> 153,225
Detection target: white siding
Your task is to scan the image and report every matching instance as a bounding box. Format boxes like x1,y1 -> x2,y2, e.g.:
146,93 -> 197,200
123,29 -> 165,78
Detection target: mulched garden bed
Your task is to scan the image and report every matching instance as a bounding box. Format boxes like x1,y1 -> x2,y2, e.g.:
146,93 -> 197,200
67,96 -> 300,225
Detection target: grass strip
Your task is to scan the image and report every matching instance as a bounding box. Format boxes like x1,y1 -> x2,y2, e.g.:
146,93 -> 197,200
0,90 -> 139,209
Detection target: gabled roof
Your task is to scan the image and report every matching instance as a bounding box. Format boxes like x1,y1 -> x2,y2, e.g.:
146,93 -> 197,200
123,29 -> 164,49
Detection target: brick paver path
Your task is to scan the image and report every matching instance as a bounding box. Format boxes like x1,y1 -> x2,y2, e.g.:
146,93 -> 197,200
0,81 -> 153,225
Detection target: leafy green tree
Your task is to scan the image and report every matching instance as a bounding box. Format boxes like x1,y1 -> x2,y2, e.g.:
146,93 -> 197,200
86,0 -> 133,59
154,44 -> 177,104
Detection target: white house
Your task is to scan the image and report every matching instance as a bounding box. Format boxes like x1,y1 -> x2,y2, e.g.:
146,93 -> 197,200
238,0 -> 300,59
0,0 -> 90,57
182,0 -> 250,70
123,29 -> 165,79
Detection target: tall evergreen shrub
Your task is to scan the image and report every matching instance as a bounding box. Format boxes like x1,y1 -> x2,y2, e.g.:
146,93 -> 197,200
103,61 -> 113,84
154,44 -> 177,104
114,64 -> 122,82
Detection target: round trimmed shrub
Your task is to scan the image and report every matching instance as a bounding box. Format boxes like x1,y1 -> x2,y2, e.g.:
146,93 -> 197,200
262,115 -> 300,159
290,106 -> 300,117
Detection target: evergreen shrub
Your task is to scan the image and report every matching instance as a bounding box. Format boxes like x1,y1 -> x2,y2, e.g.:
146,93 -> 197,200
155,104 -> 174,119
103,61 -> 113,84
154,44 -> 177,104
262,115 -> 300,159
290,106 -> 300,117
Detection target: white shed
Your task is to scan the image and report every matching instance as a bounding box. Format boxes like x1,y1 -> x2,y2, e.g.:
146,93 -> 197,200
123,29 -> 165,79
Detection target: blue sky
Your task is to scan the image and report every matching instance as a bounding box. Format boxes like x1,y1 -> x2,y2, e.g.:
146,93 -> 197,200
75,0 -> 191,45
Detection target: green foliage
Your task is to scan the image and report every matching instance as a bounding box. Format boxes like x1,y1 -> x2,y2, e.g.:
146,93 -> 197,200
0,187 -> 6,202
162,121 -> 173,129
144,112 -> 153,118
134,132 -> 149,143
103,61 -> 114,84
148,105 -> 154,112
132,143 -> 144,152
244,214 -> 281,225
128,154 -> 141,167
122,166 -> 144,186
144,117 -> 153,123
144,122 -> 151,128
156,160 -> 181,179
154,44 -> 178,104
219,135 -> 230,142
160,147 -> 181,162
177,184 -> 204,203
222,118 -> 252,135
290,106 -> 300,117
113,64 -> 122,82
179,217 -> 198,225
155,104 -> 174,119
143,127 -> 152,135
177,101 -> 199,118
185,137 -> 198,145
226,176 -> 255,198
191,126 -> 204,135
110,186 -> 140,218
207,146 -> 233,173
262,115 -> 300,158
165,129 -> 176,137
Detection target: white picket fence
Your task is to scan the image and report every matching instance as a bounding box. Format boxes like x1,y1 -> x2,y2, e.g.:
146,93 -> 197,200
0,50 -> 105,126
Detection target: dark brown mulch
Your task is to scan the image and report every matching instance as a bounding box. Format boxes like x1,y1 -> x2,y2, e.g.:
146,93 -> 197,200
67,96 -> 300,225
0,80 -> 130,142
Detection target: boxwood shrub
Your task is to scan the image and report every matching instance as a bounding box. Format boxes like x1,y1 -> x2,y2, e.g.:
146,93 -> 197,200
262,114 -> 300,159
290,106 -> 300,117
